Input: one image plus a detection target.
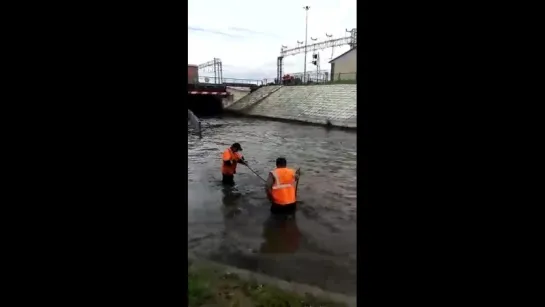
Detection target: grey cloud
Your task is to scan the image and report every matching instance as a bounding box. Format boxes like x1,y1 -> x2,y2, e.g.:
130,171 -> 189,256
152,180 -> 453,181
188,26 -> 243,38
228,27 -> 279,38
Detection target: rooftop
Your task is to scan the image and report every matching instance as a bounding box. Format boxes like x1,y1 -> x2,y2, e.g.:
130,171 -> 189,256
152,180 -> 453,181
329,47 -> 357,63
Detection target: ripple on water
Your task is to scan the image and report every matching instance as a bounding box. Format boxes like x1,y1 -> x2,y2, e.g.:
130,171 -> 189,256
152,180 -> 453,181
188,116 -> 358,295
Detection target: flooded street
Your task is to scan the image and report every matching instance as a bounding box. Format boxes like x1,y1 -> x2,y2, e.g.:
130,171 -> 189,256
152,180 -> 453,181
188,116 -> 357,295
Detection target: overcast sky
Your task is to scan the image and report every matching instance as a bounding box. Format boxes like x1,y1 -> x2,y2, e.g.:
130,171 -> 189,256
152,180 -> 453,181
188,0 -> 356,81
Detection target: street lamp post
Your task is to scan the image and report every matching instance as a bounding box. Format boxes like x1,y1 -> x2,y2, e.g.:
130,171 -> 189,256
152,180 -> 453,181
303,6 -> 310,84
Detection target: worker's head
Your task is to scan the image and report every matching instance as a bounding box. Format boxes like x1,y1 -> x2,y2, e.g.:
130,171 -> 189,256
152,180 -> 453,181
231,143 -> 242,152
276,157 -> 287,168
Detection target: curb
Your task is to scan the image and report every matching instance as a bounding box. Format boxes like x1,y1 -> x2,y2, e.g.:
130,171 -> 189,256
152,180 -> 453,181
188,254 -> 357,307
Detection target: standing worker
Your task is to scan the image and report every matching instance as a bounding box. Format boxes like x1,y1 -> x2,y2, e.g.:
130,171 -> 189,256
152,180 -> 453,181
265,157 -> 300,214
221,143 -> 247,185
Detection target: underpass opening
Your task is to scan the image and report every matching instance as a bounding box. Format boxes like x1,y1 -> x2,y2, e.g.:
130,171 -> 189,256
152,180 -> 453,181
188,94 -> 224,117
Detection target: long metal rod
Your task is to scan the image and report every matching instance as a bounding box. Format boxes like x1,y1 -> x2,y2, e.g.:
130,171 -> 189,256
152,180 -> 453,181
303,6 -> 310,83
295,167 -> 301,197
244,165 -> 266,182
214,58 -> 217,84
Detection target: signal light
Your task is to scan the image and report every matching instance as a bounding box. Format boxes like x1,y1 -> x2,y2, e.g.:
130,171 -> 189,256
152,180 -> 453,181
313,54 -> 318,59
312,61 -> 317,65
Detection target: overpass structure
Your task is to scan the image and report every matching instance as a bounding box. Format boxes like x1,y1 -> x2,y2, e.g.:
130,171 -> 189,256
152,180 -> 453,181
197,76 -> 263,88
197,58 -> 264,88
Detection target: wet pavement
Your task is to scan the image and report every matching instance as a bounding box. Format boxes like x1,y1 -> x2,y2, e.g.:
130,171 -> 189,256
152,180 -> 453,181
188,116 -> 357,295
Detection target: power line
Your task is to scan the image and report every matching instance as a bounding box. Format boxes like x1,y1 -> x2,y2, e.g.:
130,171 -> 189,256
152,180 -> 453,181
280,35 -> 354,57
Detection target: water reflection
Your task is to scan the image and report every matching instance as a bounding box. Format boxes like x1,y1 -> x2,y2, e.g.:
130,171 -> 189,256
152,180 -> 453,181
221,185 -> 243,218
260,214 -> 301,254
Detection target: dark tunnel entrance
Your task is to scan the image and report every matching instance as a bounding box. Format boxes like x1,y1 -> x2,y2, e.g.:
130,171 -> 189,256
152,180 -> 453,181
187,94 -> 224,117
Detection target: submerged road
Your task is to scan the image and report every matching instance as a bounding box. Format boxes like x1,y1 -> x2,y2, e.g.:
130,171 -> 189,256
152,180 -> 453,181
188,116 -> 357,295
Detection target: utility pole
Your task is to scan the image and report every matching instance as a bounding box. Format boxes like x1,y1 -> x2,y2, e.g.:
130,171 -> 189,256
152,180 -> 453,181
303,6 -> 310,84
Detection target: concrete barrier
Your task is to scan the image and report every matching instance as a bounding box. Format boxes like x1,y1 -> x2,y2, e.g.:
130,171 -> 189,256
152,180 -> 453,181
187,109 -> 202,138
225,84 -> 357,128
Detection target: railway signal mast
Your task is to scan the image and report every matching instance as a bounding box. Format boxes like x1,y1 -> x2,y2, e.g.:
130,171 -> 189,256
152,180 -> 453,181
198,58 -> 223,84
311,53 -> 320,82
277,28 -> 357,84
346,28 -> 357,48
325,33 -> 334,59
310,37 -> 319,82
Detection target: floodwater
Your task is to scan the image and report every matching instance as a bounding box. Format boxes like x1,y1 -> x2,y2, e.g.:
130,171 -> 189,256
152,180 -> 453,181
188,116 -> 357,295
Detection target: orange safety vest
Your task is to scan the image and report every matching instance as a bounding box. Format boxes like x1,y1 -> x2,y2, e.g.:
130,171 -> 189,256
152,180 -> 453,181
221,148 -> 241,175
270,167 -> 297,205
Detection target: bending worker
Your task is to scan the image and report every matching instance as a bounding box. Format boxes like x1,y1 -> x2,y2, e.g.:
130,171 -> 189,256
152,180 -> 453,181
265,157 -> 300,214
221,142 -> 247,185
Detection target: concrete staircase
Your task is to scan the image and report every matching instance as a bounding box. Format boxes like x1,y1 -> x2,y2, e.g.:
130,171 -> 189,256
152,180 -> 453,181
225,87 -> 251,106
226,84 -> 357,128
226,85 -> 283,111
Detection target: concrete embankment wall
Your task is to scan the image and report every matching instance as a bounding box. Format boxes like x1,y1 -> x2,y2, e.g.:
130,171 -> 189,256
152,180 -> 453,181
225,84 -> 357,128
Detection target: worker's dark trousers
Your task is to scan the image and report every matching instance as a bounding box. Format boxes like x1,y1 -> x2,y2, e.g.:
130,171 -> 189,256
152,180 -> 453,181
222,174 -> 235,185
270,203 -> 297,215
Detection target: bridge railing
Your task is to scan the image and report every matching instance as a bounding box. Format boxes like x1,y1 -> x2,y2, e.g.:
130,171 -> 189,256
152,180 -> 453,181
272,72 -> 357,85
187,109 -> 202,138
198,76 -> 264,86
198,76 -> 223,84
222,78 -> 263,86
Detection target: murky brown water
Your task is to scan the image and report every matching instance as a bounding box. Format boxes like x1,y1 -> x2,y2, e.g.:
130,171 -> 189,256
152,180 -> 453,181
188,116 -> 357,295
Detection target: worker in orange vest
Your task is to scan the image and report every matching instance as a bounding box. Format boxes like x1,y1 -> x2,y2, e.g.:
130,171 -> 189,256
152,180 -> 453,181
265,157 -> 300,214
221,143 -> 247,185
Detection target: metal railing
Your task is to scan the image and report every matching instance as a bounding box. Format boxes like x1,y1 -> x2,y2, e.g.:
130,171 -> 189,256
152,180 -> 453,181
187,109 -> 202,138
271,72 -> 357,85
198,76 -> 264,86
222,78 -> 263,86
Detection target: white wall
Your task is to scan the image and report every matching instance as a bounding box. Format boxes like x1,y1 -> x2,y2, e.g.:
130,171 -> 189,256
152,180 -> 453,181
330,49 -> 357,81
